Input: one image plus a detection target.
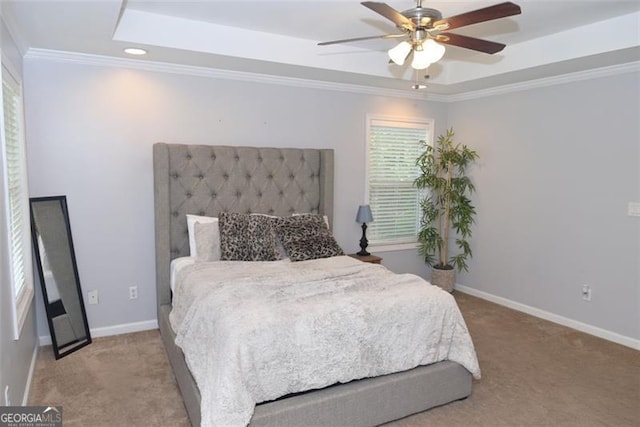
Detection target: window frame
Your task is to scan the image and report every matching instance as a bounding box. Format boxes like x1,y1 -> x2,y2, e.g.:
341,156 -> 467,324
1,60 -> 34,339
364,114 -> 434,252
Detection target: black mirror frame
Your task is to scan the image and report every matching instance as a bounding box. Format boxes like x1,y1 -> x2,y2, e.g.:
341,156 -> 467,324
30,195 -> 91,359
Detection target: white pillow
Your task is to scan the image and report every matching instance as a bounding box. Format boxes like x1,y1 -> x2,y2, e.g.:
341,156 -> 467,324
186,214 -> 219,258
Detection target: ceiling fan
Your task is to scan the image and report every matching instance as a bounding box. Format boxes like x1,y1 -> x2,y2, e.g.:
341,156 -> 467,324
318,1 -> 522,70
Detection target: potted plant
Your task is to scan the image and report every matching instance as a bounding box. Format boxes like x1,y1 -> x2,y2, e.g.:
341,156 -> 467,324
414,128 -> 479,292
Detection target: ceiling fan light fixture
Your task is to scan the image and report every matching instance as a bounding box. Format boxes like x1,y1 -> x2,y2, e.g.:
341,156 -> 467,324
411,48 -> 432,70
388,41 -> 412,65
410,39 -> 445,70
422,39 -> 446,63
319,1 -> 522,80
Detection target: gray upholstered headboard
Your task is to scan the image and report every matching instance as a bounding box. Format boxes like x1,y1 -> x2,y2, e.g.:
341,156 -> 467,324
153,143 -> 334,309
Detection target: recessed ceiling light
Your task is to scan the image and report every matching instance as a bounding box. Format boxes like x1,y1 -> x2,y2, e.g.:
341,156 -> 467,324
124,48 -> 147,56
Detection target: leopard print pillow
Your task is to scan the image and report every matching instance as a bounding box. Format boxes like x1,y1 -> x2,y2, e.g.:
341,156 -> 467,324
274,214 -> 344,262
219,213 -> 280,261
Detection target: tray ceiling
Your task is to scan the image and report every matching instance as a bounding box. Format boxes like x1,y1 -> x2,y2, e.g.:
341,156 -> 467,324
4,1 -> 640,95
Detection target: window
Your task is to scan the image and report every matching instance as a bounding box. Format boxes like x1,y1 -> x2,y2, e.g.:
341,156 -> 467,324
366,116 -> 433,250
1,64 -> 33,339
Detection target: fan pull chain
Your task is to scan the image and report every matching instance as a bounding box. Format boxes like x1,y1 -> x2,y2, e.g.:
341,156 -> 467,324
412,69 -> 428,90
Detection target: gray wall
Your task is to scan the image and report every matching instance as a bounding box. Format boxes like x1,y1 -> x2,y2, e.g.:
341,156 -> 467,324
0,14 -> 37,406
22,55 -> 639,346
449,72 -> 640,340
23,58 -> 448,336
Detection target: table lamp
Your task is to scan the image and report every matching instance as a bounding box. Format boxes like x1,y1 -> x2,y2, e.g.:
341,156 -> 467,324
355,205 -> 374,256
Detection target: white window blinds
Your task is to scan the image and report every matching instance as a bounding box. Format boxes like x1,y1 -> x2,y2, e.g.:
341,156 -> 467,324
367,117 -> 432,246
2,65 -> 33,338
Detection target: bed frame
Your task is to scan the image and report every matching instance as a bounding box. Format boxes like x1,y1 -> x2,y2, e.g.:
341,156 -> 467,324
153,143 -> 472,426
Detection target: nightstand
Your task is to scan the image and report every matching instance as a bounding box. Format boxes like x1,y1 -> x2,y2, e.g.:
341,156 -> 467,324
348,254 -> 382,264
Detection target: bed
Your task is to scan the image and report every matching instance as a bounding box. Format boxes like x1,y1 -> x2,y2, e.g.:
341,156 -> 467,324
153,143 -> 479,426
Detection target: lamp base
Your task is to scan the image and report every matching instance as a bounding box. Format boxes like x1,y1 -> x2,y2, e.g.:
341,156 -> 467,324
358,223 -> 370,257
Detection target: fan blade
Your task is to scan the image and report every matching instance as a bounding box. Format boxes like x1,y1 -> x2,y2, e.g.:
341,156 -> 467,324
437,33 -> 506,54
361,2 -> 416,31
318,33 -> 406,46
434,2 -> 521,31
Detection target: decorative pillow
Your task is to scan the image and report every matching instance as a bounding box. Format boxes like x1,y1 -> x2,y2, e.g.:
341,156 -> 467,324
247,215 -> 282,261
251,213 -> 287,259
194,221 -> 221,261
219,213 -> 280,261
292,213 -> 330,228
186,214 -> 218,257
274,215 -> 344,262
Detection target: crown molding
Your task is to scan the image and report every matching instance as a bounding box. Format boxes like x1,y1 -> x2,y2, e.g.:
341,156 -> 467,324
446,61 -> 640,102
23,48 -> 449,102
23,48 -> 639,104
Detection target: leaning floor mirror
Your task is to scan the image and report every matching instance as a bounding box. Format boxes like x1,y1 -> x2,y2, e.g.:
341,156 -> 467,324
30,196 -> 91,359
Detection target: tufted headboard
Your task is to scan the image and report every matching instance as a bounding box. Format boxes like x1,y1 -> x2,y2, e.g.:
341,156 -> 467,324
153,143 -> 334,309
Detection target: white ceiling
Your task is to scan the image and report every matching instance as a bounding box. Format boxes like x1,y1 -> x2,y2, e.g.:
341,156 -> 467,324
4,0 -> 640,95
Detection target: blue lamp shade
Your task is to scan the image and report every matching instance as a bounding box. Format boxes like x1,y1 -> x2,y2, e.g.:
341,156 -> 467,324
356,205 -> 373,224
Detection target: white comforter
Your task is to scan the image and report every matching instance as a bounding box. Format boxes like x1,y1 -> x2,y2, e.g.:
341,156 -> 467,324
170,255 -> 481,427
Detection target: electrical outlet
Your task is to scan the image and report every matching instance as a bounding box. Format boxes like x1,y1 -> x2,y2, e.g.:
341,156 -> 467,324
129,286 -> 138,300
581,284 -> 592,302
88,290 -> 99,305
628,202 -> 640,217
5,385 -> 10,406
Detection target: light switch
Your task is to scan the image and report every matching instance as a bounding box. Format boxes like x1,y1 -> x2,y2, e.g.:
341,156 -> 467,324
628,202 -> 640,217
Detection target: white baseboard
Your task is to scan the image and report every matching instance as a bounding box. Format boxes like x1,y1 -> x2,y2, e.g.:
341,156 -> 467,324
455,284 -> 640,351
22,343 -> 39,405
38,319 -> 158,347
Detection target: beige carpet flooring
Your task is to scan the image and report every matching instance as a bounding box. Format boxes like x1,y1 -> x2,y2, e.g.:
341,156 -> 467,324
29,293 -> 640,426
